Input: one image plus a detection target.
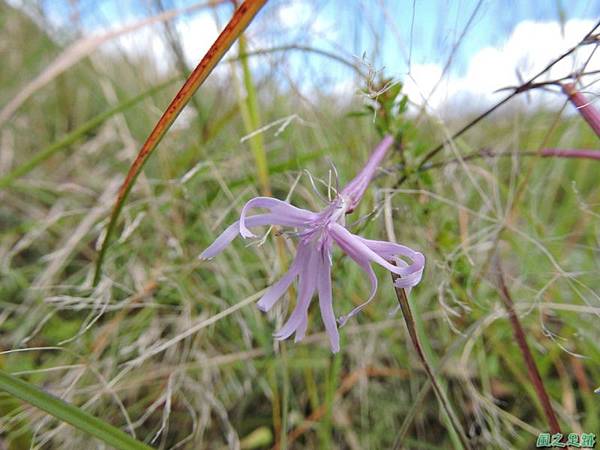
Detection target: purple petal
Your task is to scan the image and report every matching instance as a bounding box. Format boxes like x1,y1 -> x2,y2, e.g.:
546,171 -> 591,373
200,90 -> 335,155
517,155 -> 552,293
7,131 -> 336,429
294,315 -> 309,343
340,135 -> 394,212
332,231 -> 378,327
274,248 -> 317,340
357,236 -> 425,288
257,243 -> 309,312
330,223 -> 409,275
199,214 -> 283,260
240,197 -> 317,238
330,224 -> 424,286
384,257 -> 420,291
316,249 -> 340,353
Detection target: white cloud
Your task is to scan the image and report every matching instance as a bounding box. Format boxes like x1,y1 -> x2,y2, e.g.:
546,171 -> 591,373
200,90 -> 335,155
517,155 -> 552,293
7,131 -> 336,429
276,1 -> 334,37
403,19 -> 600,115
32,3 -> 597,116
176,13 -> 219,68
106,26 -> 170,72
278,2 -> 312,28
100,11 -> 221,76
402,63 -> 445,108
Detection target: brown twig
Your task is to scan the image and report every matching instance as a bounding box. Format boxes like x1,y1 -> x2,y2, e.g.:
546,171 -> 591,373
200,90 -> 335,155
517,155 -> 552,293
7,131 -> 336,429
394,22 -> 600,187
420,147 -> 600,171
493,69 -> 600,94
492,256 -> 561,435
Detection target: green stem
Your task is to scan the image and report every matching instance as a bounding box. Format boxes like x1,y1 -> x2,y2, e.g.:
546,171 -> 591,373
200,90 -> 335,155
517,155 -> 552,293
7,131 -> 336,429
238,34 -> 270,195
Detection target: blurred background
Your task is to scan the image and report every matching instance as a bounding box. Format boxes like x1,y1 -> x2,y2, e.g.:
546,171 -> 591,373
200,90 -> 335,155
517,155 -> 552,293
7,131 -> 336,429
0,0 -> 599,449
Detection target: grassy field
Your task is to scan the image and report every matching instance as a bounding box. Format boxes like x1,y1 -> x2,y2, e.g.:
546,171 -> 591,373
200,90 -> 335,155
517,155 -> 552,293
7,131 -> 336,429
0,1 -> 599,449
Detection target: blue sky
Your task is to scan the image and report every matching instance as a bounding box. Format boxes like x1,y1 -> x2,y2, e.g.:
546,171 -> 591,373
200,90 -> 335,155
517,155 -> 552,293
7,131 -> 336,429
315,0 -> 599,76
36,0 -> 599,66
23,0 -> 600,110
387,0 -> 599,70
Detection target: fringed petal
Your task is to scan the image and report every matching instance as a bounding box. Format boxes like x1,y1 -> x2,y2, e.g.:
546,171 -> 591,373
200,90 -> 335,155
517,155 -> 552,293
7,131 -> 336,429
330,223 -> 404,274
331,223 -> 424,283
340,135 -> 395,212
294,314 -> 309,343
357,236 -> 425,288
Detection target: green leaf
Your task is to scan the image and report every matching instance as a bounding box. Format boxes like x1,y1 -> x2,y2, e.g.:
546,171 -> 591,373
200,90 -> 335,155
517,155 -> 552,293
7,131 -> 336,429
0,370 -> 152,450
345,110 -> 370,118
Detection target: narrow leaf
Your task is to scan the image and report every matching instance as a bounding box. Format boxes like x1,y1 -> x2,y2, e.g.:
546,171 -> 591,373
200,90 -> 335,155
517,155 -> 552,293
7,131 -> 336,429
0,79 -> 176,190
0,370 -> 152,450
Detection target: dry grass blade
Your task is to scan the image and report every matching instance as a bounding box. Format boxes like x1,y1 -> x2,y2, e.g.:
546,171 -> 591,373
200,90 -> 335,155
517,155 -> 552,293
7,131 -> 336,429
93,0 -> 268,285
492,255 -> 562,435
0,0 -> 227,126
391,275 -> 473,450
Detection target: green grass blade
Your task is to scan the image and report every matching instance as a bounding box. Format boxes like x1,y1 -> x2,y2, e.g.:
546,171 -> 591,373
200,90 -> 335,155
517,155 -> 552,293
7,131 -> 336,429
238,34 -> 270,195
0,369 -> 152,450
0,78 -> 176,190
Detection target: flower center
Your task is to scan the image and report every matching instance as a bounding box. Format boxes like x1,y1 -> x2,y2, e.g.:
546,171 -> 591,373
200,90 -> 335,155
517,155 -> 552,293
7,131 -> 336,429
324,196 -> 348,224
296,196 -> 348,250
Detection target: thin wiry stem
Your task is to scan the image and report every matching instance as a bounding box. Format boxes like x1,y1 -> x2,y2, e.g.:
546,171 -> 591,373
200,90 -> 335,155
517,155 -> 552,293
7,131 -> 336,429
421,148 -> 600,171
230,44 -> 366,77
494,69 -> 600,93
394,21 -> 600,187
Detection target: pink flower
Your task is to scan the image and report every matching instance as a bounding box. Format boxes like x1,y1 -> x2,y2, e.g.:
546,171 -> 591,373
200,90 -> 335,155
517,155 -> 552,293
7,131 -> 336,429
200,135 -> 425,352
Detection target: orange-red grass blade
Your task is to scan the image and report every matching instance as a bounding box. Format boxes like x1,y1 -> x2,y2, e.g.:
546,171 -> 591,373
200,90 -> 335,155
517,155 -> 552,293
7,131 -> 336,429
94,0 -> 268,285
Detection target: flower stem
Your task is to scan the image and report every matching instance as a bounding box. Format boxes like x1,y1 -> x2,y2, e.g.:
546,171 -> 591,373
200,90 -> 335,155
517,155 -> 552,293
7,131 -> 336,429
391,274 -> 473,450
